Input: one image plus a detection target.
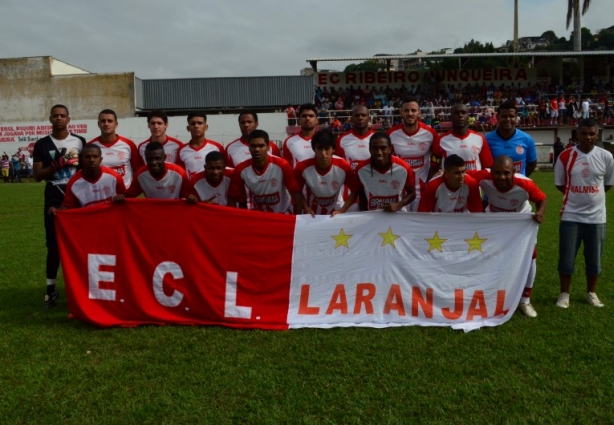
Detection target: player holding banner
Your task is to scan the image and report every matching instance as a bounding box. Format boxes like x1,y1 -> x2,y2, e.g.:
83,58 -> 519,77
468,155 -> 547,318
294,130 -> 360,216
33,104 -> 86,308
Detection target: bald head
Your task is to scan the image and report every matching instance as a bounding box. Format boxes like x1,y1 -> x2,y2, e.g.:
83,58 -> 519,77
494,155 -> 514,169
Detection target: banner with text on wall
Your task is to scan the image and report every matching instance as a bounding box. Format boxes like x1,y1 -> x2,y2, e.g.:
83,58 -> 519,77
56,200 -> 538,332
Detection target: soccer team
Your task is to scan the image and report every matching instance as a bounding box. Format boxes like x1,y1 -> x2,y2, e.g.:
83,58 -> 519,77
34,101 -> 613,317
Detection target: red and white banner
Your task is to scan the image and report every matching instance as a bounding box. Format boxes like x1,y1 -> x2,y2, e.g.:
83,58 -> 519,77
56,200 -> 538,331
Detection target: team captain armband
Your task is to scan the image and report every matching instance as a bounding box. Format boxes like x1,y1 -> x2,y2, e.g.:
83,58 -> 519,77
430,154 -> 442,164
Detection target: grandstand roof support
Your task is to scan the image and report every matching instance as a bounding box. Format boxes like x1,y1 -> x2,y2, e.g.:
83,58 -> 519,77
309,60 -> 317,72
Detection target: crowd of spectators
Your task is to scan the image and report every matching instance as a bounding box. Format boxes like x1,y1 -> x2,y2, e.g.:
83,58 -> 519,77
1,149 -> 32,183
302,77 -> 614,133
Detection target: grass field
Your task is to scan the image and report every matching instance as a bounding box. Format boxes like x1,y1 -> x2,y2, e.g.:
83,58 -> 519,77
1,172 -> 614,424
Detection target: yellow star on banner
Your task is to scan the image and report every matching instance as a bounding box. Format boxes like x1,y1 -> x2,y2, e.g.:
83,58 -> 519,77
379,226 -> 400,248
331,228 -> 353,249
466,232 -> 487,253
425,231 -> 447,252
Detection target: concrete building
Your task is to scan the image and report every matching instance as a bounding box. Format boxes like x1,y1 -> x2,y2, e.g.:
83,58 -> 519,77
0,56 -> 136,121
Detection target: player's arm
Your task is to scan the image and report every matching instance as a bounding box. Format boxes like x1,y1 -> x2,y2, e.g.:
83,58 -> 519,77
178,171 -> 198,204
227,170 -> 246,208
427,134 -> 442,180
112,174 -> 127,203
269,142 -> 281,157
383,166 -> 415,213
332,190 -> 358,216
479,136 -> 494,168
532,198 -> 547,224
553,156 -> 567,194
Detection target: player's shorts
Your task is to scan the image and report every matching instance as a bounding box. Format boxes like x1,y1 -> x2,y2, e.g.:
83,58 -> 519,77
1,168 -> 8,177
558,221 -> 605,275
550,110 -> 559,118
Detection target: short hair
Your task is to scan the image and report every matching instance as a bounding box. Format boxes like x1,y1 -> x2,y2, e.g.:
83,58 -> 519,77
147,110 -> 168,124
498,101 -> 517,113
248,129 -> 269,144
298,103 -> 318,116
238,111 -> 258,123
98,109 -> 117,121
145,141 -> 165,152
401,98 -> 420,108
443,154 -> 465,170
578,118 -> 598,129
187,111 -> 207,122
81,144 -> 101,156
50,104 -> 69,115
205,151 -> 225,163
370,131 -> 391,146
311,130 -> 336,151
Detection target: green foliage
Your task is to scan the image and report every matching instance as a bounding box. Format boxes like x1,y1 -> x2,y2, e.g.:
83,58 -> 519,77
344,60 -> 387,73
1,176 -> 614,423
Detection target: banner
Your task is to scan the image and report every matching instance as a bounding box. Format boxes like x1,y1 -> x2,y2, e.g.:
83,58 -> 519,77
56,200 -> 538,331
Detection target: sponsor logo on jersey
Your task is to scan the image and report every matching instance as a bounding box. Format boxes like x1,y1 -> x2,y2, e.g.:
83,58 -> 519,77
314,195 -> 336,207
419,142 -> 427,152
570,185 -> 599,194
513,161 -> 522,173
103,186 -> 111,196
464,160 -> 477,170
254,191 -> 281,205
168,185 -> 176,194
489,205 -> 517,212
331,180 -> 340,190
369,195 -> 399,209
581,168 -> 590,178
403,156 -> 425,168
113,165 -> 126,176
471,145 -> 480,155
510,199 -> 519,207
515,146 -> 525,155
390,180 -> 400,190
270,178 -> 278,188
117,152 -> 126,161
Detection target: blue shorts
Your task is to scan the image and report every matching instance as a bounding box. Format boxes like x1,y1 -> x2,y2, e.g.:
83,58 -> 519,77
558,221 -> 606,275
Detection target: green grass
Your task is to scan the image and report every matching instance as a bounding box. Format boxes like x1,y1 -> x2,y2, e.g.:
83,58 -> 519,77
1,174 -> 614,424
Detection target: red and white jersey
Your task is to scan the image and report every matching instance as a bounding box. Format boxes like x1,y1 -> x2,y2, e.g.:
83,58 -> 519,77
336,129 -> 374,170
389,122 -> 438,181
555,146 -> 614,223
356,156 -> 415,211
63,167 -> 126,208
418,174 -> 482,213
282,133 -> 314,168
294,157 -> 359,215
432,130 -> 493,171
191,168 -> 234,205
127,163 -> 194,199
224,137 -> 281,168
469,169 -> 545,213
89,135 -> 142,188
228,156 -> 300,214
177,139 -> 224,178
138,136 -> 184,164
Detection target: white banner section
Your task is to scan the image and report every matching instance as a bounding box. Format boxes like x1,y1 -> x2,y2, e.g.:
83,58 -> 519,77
288,212 -> 538,331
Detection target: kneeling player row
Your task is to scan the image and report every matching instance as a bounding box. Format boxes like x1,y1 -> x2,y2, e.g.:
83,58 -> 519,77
54,130 -> 546,220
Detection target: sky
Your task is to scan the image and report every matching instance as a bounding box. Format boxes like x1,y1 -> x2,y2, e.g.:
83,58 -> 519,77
1,0 -> 612,79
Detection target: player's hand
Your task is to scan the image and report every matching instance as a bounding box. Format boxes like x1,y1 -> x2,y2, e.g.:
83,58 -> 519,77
202,194 -> 219,204
331,210 -> 343,217
185,194 -> 198,204
48,207 -> 58,216
112,194 -> 125,203
381,202 -> 401,213
532,213 -> 544,224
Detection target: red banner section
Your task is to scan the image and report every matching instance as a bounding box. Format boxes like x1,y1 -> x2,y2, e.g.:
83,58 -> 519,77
56,200 -> 295,329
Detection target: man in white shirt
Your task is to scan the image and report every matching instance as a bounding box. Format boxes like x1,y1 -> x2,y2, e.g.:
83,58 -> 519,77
555,118 -> 614,308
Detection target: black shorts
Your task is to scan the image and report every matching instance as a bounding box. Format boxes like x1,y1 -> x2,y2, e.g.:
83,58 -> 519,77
43,183 -> 66,250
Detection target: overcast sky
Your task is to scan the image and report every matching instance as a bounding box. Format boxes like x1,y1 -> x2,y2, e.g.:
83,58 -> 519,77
1,0 -> 612,79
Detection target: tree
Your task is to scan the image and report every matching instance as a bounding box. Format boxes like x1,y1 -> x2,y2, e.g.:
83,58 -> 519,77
566,0 -> 592,51
343,60 -> 386,73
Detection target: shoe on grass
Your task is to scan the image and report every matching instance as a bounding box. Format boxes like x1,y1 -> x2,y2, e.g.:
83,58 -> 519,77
556,292 -> 570,309
44,291 -> 59,309
586,292 -> 604,307
518,302 -> 537,318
